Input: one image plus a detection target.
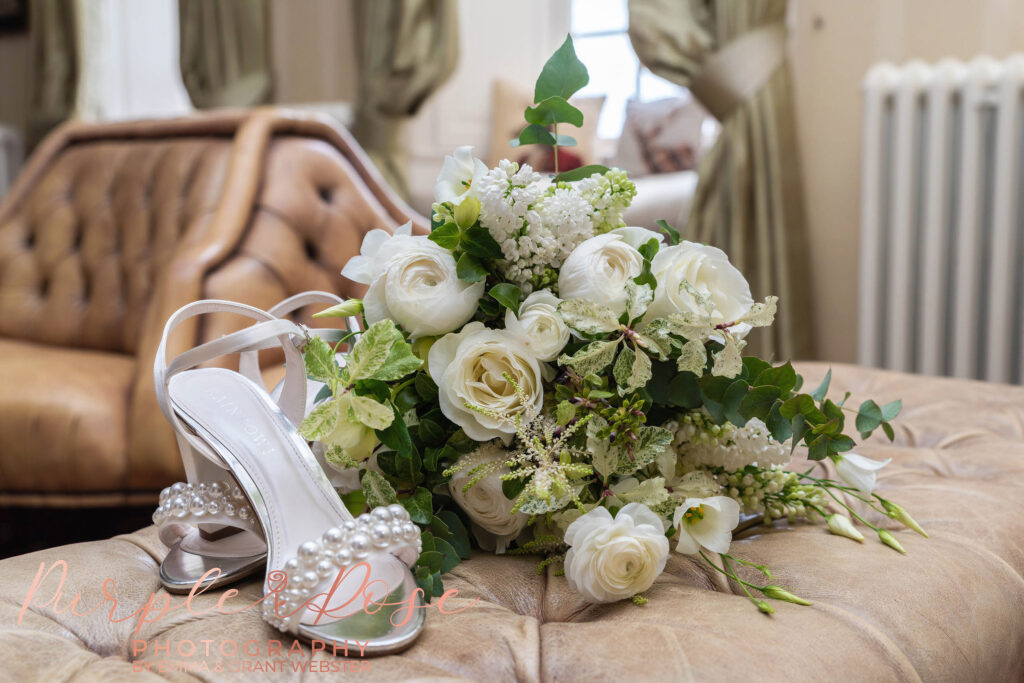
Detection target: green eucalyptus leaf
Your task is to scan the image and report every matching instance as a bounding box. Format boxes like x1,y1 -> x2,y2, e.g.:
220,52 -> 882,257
489,283 -> 522,312
739,385 -> 782,421
880,400 -> 902,422
456,253 -> 488,282
512,123 -> 556,147
655,219 -> 681,245
402,486 -> 433,524
810,368 -> 832,401
555,133 -> 578,147
461,225 -> 504,259
534,34 -> 589,102
554,164 -> 610,182
428,221 -> 460,250
525,96 -> 583,127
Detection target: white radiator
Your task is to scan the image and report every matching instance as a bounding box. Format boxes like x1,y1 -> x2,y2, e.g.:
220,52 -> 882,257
860,55 -> 1024,384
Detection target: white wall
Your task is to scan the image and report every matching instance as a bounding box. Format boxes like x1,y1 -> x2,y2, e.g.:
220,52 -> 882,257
790,0 -> 1024,363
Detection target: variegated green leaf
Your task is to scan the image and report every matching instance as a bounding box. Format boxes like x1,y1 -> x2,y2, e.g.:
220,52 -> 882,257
739,295 -> 778,328
362,469 -> 399,509
298,398 -> 339,441
324,444 -> 359,470
371,337 -> 423,381
625,281 -> 653,322
677,339 -> 708,375
613,345 -> 652,395
613,476 -> 670,507
348,395 -> 395,430
347,319 -> 402,381
304,335 -> 339,384
557,299 -> 621,335
616,425 -> 673,474
712,337 -> 743,377
587,416 -> 616,479
633,329 -> 673,360
663,313 -> 714,342
558,338 -> 620,377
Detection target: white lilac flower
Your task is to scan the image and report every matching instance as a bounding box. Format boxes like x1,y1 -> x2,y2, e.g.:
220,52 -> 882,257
673,412 -> 790,471
835,452 -> 891,496
563,503 -> 669,603
477,159 -> 547,246
536,184 -> 594,260
673,495 -> 740,555
576,168 -> 637,234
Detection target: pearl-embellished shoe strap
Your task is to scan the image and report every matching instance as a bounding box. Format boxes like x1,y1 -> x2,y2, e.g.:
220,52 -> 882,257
153,480 -> 267,557
262,504 -> 422,634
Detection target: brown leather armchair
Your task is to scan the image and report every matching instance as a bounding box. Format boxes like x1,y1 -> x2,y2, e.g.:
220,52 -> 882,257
0,109 -> 425,510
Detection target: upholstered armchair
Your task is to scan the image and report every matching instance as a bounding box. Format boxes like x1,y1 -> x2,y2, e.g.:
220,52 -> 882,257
0,110 -> 425,510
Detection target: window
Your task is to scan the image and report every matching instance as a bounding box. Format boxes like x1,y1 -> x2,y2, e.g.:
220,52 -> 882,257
570,0 -> 690,139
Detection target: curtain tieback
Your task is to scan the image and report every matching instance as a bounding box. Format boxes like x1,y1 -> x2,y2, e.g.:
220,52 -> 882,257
689,22 -> 786,121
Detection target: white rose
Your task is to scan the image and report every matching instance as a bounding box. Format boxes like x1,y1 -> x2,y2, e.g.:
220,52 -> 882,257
428,322 -> 543,442
434,145 -> 488,205
558,233 -> 643,316
608,226 -> 664,250
504,289 -> 570,362
563,503 -> 670,603
646,241 -> 754,328
340,221 -> 413,284
448,443 -> 528,552
344,231 -> 484,338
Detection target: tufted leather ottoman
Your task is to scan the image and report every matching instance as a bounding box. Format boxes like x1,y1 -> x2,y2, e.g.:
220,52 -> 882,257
0,110 -> 426,511
2,363 -> 1023,681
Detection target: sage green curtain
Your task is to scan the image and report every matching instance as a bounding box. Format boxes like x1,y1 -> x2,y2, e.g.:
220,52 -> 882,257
179,0 -> 271,108
28,0 -> 78,146
628,0 -> 814,360
351,0 -> 459,198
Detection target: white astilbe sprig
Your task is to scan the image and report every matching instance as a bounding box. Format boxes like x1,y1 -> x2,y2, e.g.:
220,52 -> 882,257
459,372 -> 594,515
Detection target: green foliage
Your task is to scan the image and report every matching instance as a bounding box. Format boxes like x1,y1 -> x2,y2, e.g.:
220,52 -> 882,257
489,283 -> 522,312
554,164 -> 610,183
655,219 -> 681,245
534,34 -> 589,102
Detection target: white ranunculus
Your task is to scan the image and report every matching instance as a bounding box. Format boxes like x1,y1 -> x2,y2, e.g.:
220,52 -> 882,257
504,289 -> 570,362
428,322 -> 544,442
608,226 -> 664,250
563,503 -> 670,603
340,221 -> 413,285
448,443 -> 527,552
672,496 -> 740,555
835,452 -> 891,496
434,145 -> 488,205
558,233 -> 644,315
349,233 -> 483,338
646,241 -> 754,329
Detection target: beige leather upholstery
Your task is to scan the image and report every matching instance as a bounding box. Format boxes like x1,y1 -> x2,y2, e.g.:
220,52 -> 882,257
0,110 -> 426,506
2,363 -> 1023,680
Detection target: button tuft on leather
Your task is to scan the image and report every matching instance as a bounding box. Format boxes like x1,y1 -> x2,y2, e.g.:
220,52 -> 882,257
317,186 -> 333,204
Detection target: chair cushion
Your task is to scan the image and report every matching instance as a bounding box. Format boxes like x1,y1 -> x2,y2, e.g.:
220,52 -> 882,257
1,363 -> 1022,680
0,338 -> 138,503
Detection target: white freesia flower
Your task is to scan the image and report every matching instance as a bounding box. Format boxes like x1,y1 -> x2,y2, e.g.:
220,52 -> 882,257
835,452 -> 891,496
558,233 -> 643,315
340,222 -> 413,284
608,226 -> 663,250
672,496 -> 740,555
448,443 -> 528,552
434,146 -> 488,205
428,322 -> 544,442
504,289 -> 570,362
646,241 -> 754,330
564,503 -> 669,603
357,235 -> 483,338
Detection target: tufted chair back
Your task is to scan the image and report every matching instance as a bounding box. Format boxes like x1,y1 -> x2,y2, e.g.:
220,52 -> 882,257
0,110 -> 426,504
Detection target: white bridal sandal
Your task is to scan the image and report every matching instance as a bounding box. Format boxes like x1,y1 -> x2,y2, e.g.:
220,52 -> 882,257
152,292 -> 353,593
153,299 -> 424,654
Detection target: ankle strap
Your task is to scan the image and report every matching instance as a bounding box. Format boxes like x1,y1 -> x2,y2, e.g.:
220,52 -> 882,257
154,300 -> 310,445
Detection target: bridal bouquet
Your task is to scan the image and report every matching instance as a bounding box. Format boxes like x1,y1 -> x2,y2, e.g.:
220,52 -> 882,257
298,37 -> 925,611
